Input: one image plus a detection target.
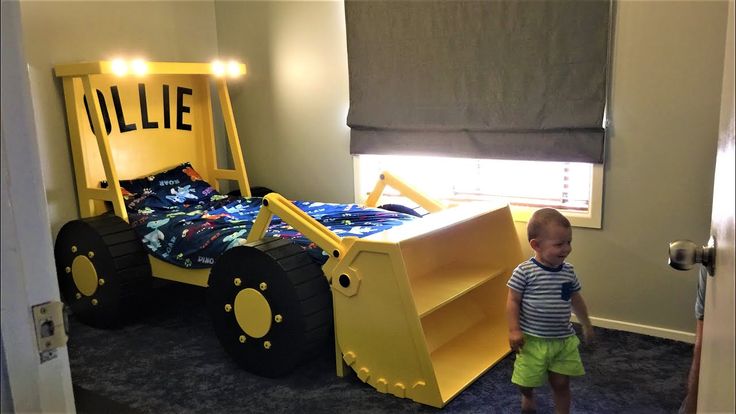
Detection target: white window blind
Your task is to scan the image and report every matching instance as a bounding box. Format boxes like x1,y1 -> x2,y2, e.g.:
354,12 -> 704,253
356,155 -> 600,226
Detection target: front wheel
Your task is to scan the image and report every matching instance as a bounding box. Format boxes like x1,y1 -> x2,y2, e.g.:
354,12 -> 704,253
207,238 -> 333,377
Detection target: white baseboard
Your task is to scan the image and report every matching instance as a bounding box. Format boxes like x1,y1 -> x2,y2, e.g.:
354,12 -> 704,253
571,315 -> 696,344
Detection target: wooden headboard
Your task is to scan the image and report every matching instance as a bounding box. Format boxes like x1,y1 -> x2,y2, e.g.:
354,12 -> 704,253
55,61 -> 250,220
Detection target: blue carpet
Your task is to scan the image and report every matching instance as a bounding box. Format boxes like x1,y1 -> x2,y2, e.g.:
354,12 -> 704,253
68,284 -> 692,413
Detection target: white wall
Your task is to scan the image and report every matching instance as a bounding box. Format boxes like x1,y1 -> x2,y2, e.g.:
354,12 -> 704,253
214,0 -> 728,337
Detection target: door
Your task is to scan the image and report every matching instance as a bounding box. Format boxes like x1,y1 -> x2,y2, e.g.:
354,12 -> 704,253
699,1 -> 735,412
1,1 -> 75,412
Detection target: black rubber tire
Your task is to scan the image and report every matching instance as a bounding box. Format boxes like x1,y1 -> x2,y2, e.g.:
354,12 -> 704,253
54,214 -> 152,328
207,237 -> 332,377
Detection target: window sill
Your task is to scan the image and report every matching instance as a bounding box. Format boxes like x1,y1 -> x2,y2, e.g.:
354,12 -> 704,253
511,204 -> 601,229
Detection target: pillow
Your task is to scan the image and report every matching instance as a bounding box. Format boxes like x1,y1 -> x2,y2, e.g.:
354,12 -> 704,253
118,162 -> 222,211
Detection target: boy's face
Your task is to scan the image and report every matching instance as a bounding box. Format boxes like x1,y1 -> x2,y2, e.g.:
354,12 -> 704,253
531,223 -> 572,268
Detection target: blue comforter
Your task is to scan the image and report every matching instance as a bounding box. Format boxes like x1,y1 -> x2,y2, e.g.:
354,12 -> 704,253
119,163 -> 416,268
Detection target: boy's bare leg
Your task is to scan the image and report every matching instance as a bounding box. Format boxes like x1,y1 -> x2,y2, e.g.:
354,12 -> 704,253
548,372 -> 571,414
519,386 -> 536,413
681,319 -> 704,414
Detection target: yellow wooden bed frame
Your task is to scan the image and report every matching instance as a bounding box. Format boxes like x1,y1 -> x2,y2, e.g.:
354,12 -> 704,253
54,60 -> 523,408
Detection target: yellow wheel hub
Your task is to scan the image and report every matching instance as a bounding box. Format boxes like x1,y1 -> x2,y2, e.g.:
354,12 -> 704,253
71,255 -> 98,297
234,288 -> 272,338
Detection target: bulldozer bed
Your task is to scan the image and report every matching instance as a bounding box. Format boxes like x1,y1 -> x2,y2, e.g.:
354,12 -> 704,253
54,60 -> 523,408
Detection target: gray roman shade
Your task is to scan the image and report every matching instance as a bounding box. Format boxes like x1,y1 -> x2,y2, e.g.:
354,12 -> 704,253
345,0 -> 611,163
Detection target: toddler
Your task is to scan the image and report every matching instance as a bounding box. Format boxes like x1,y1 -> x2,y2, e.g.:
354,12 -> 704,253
506,208 -> 593,414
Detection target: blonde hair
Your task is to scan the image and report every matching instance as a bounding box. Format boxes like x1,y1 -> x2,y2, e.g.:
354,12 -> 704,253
527,208 -> 570,241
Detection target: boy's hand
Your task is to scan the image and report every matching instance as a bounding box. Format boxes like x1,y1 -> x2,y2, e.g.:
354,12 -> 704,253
509,329 -> 525,353
582,324 -> 595,345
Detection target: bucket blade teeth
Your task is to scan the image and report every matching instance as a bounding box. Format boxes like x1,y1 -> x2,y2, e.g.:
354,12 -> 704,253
357,367 -> 370,382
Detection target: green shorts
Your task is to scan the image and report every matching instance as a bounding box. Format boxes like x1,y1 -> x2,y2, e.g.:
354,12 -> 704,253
511,334 -> 585,388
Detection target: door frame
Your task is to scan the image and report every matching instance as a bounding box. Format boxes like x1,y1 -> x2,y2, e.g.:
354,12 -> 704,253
1,1 -> 75,412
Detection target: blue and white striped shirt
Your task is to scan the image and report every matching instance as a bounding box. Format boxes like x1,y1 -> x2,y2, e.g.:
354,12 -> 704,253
507,258 -> 581,338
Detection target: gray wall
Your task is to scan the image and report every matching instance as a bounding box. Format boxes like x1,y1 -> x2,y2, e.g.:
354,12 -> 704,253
19,0 -> 220,236
214,1 -> 353,202
15,0 -> 727,338
576,0 -> 725,335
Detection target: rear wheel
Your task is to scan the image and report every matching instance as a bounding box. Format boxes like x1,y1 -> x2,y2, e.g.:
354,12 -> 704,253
207,237 -> 332,377
54,214 -> 152,328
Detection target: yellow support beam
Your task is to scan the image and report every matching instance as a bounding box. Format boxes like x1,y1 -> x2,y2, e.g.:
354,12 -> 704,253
80,75 -> 128,222
215,78 -> 251,196
54,61 -> 246,78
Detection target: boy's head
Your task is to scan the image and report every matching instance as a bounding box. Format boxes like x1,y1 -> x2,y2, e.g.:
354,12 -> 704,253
527,208 -> 572,268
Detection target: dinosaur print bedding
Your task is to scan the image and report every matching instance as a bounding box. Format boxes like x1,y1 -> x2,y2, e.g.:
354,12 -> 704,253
117,163 -> 417,269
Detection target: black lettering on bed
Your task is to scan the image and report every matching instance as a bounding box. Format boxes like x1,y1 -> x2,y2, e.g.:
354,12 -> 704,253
176,87 -> 192,131
83,90 -> 112,135
82,84 -> 193,134
163,84 -> 171,129
111,86 -> 137,132
138,84 -> 158,129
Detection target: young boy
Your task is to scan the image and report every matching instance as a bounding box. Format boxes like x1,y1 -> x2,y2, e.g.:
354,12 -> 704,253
679,265 -> 708,414
506,208 -> 594,414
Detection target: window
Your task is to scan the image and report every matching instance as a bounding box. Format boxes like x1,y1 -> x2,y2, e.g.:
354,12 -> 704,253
354,155 -> 603,229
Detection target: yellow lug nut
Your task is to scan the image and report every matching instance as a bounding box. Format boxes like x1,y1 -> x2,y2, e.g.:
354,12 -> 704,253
239,335 -> 246,343
234,278 -> 242,286
65,266 -> 71,274
274,314 -> 283,323
75,293 -> 82,300
71,246 -> 77,253
87,251 -> 95,258
225,304 -> 232,312
263,341 -> 271,349
259,282 -> 267,291
91,299 -> 98,306
98,278 -> 105,286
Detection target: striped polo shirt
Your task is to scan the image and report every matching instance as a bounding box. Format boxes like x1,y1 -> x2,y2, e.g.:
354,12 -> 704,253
507,258 -> 581,338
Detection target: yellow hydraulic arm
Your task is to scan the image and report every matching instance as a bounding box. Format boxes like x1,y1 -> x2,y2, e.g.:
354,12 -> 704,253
363,171 -> 446,213
246,192 -> 348,259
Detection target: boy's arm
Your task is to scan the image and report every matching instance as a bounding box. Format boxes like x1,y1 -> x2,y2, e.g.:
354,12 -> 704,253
571,291 -> 594,343
506,289 -> 525,352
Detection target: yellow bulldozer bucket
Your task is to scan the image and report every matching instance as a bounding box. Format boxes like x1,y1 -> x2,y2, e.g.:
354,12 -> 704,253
327,202 -> 522,407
